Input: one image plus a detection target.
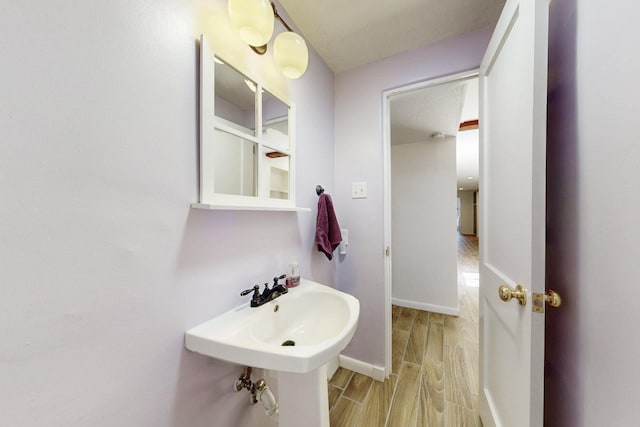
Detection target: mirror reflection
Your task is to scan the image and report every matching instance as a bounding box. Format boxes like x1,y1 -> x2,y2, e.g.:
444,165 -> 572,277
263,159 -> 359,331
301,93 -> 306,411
214,59 -> 256,136
262,90 -> 289,151
212,128 -> 257,197
262,150 -> 289,200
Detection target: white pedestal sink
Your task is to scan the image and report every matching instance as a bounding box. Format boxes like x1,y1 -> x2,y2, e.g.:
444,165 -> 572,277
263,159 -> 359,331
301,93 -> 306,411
277,366 -> 329,427
185,279 -> 359,427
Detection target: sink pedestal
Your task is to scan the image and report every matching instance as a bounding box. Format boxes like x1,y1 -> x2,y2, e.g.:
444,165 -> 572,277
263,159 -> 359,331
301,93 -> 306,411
277,365 -> 329,427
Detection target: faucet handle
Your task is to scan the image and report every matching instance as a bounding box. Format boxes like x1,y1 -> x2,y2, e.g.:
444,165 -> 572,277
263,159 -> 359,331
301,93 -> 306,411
273,274 -> 287,286
240,285 -> 260,298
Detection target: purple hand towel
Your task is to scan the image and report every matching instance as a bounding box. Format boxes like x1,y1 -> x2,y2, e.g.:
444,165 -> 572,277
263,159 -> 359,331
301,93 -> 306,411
315,193 -> 342,260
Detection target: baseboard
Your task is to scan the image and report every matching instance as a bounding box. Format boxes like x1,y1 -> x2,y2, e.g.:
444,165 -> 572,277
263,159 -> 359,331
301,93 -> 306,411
392,297 -> 460,316
339,355 -> 386,382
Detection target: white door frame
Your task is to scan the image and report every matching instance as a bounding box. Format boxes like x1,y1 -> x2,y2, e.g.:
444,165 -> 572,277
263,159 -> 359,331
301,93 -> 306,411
382,69 -> 479,377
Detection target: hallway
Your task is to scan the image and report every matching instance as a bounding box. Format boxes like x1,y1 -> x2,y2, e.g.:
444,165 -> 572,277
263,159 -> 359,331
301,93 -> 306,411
328,234 -> 480,426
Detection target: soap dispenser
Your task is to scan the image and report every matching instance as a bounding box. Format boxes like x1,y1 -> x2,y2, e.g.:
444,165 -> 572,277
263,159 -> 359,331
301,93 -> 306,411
286,257 -> 300,288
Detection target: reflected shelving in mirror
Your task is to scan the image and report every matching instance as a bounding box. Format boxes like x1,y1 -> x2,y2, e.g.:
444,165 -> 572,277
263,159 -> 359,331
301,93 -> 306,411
263,90 -> 289,151
263,150 -> 289,200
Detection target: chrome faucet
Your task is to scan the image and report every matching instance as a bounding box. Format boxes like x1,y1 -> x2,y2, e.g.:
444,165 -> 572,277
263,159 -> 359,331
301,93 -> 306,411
241,274 -> 288,307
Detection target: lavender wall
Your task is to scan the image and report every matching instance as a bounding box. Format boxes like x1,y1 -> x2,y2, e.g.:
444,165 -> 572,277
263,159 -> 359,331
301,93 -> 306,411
0,1 -> 334,426
546,0 -> 640,425
333,28 -> 493,366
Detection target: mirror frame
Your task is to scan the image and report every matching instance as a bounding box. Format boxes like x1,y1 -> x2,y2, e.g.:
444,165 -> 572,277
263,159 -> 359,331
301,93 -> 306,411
196,34 -> 298,210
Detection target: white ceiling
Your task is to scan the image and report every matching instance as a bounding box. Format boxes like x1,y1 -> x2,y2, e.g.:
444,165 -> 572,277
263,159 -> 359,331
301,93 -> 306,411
278,0 -> 505,73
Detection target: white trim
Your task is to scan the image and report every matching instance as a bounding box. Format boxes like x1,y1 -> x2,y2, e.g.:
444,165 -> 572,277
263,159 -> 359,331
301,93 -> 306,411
339,355 -> 386,382
391,297 -> 461,317
199,34 -> 215,205
382,69 -> 479,378
382,86 -> 393,379
213,118 -> 262,145
384,70 -> 480,98
288,103 -> 297,206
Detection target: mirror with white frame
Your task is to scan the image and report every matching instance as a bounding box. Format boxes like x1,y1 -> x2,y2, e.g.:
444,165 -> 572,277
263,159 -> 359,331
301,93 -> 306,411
196,34 -> 298,210
262,90 -> 290,200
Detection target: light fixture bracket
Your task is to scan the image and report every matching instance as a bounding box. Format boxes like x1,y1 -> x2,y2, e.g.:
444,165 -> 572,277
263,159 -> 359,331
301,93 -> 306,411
271,2 -> 293,32
248,2 -> 294,55
233,1 -> 308,78
251,45 -> 268,55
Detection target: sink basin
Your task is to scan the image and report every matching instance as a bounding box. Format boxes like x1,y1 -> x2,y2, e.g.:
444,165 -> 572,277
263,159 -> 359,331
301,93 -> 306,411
185,279 -> 359,373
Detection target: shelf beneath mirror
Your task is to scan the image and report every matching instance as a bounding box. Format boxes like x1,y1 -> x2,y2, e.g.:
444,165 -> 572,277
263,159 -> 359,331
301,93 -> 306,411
191,203 -> 311,212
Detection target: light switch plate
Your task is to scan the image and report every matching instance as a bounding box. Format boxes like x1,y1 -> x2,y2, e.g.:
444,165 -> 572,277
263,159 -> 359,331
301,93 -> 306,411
352,182 -> 367,199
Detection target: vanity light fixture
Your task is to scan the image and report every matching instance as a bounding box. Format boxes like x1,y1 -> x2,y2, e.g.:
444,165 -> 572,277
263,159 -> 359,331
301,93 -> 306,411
228,0 -> 309,79
228,0 -> 274,48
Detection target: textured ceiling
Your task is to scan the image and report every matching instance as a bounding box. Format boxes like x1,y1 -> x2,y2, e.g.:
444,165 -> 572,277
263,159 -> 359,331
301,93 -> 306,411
390,77 -> 479,190
391,82 -> 466,145
278,0 -> 505,73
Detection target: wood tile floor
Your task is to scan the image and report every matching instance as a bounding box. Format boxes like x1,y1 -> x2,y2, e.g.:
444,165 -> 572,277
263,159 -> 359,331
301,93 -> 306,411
328,234 -> 480,427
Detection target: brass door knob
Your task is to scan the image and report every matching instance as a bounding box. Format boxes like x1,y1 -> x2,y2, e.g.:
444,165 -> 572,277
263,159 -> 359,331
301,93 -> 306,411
545,290 -> 562,308
498,284 -> 527,306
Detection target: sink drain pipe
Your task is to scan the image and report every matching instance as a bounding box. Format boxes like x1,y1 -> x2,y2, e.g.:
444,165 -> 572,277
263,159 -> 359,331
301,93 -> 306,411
234,367 -> 279,419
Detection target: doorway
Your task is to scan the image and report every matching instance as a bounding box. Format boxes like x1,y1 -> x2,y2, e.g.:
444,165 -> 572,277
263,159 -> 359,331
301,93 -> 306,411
383,72 -> 480,423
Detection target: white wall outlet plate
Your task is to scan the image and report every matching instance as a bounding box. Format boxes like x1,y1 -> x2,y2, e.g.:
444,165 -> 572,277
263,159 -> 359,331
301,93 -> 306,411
352,182 -> 367,199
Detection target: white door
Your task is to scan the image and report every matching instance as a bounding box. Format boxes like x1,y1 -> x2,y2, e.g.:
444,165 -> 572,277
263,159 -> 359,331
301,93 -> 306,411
478,0 -> 550,425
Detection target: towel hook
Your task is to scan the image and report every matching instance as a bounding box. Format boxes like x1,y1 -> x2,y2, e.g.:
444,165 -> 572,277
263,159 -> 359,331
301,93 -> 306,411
315,185 -> 325,196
